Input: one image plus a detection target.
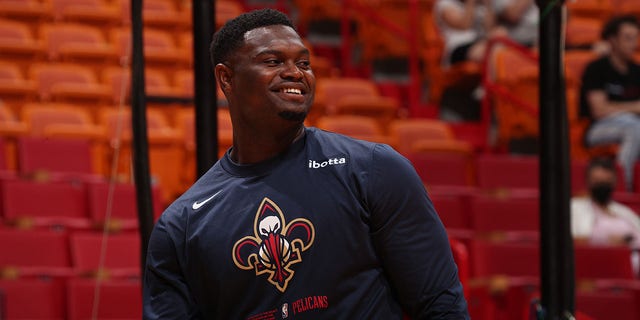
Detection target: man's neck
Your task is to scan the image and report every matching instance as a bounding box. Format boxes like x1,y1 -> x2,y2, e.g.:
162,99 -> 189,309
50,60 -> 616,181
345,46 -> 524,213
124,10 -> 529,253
230,125 -> 305,164
608,53 -> 630,74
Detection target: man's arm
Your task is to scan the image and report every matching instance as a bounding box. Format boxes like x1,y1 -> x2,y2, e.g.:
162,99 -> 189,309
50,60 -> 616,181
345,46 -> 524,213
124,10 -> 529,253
494,0 -> 533,24
586,90 -> 640,119
144,208 -> 200,319
366,144 -> 469,319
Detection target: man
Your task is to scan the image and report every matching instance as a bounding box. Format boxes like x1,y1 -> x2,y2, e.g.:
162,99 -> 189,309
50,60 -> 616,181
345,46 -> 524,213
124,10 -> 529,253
571,157 -> 640,249
579,15 -> 640,191
143,9 -> 468,320
493,0 -> 538,47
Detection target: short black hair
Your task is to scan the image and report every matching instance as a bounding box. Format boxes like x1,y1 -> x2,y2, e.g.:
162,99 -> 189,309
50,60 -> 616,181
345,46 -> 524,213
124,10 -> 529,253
586,156 -> 616,177
601,15 -> 640,40
210,8 -> 296,66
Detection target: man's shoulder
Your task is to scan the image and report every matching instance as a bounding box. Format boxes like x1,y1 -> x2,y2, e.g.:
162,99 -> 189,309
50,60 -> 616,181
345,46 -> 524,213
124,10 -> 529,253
584,56 -> 610,74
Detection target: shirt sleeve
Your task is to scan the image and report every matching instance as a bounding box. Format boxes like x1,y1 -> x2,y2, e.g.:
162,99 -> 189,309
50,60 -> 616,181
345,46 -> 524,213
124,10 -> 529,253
365,144 -> 469,319
581,60 -> 606,93
143,206 -> 201,320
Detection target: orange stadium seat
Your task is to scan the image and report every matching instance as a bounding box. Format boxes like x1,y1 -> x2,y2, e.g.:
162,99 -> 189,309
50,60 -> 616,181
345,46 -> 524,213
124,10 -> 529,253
22,103 -> 103,137
30,63 -> 111,103
100,108 -> 181,201
566,17 -> 603,50
87,180 -> 163,231
66,278 -> 142,320
176,108 -> 233,188
0,61 -> 38,111
1,178 -> 91,229
70,232 -> 141,278
314,77 -> 381,117
39,23 -> 118,66
0,228 -> 72,277
566,0 -> 612,22
564,50 -> 598,82
102,66 -> 180,105
315,115 -> 391,145
21,104 -> 106,174
0,0 -> 51,22
331,95 -> 399,133
0,105 -> 27,172
0,278 -> 66,319
0,18 -> 45,67
389,118 -> 466,155
111,28 -> 190,70
214,0 -> 245,29
50,0 -> 120,25
117,0 -> 191,30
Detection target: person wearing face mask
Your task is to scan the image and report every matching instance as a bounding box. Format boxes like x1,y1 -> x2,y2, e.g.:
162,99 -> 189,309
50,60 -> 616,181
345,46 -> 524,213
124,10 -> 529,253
571,157 -> 640,249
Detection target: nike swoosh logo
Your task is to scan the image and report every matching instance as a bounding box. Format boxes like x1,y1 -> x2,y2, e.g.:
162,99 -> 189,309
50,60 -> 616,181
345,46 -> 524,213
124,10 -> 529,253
192,190 -> 222,210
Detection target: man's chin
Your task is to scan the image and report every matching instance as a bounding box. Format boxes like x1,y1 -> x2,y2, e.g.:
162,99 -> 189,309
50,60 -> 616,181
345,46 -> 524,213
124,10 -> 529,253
278,110 -> 307,122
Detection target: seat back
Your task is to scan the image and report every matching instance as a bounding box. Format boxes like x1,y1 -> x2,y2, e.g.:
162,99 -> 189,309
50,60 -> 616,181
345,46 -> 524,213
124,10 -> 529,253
66,278 -> 142,320
1,178 -> 89,228
17,136 -> 93,176
470,239 -> 540,278
0,278 -> 66,319
476,154 -> 539,190
70,232 -> 140,276
0,229 -> 71,271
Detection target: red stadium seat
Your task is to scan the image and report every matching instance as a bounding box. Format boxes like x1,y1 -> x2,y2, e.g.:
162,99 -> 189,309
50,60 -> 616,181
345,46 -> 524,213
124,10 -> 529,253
87,180 -> 163,231
0,229 -> 72,277
1,178 -> 91,229
70,232 -> 140,278
576,289 -> 637,320
409,152 -> 474,188
0,278 -> 66,320
470,239 -> 540,278
66,278 -> 142,320
17,136 -> 97,179
574,244 -> 634,280
430,192 -> 472,233
476,154 -> 539,190
469,193 -> 539,235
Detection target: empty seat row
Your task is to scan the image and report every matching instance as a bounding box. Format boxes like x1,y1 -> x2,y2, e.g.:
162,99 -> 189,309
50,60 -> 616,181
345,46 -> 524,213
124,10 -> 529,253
0,229 -> 141,278
0,277 -> 141,320
0,177 -> 163,231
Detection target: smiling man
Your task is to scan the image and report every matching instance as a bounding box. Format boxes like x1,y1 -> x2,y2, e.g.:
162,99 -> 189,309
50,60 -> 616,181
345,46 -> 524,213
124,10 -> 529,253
143,9 -> 468,319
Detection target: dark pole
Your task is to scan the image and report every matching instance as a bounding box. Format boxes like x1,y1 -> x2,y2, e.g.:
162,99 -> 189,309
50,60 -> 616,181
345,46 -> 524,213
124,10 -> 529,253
193,0 -> 218,178
130,0 -> 155,276
535,0 -> 574,319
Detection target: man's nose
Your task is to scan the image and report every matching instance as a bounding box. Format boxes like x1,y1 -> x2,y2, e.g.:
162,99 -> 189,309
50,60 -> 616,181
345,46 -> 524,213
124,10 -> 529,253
281,62 -> 303,80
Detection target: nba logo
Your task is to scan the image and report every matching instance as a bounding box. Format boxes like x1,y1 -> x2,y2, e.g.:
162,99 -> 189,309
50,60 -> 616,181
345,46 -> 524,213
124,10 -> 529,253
281,303 -> 289,319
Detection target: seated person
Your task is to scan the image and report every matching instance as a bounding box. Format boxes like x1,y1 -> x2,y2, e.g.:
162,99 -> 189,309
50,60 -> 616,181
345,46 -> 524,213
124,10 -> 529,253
493,0 -> 538,47
571,157 -> 640,249
434,0 -> 507,66
579,15 -> 640,191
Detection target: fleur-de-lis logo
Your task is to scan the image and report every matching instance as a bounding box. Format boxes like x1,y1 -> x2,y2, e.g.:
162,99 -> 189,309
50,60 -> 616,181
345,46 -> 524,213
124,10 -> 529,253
232,198 -> 315,292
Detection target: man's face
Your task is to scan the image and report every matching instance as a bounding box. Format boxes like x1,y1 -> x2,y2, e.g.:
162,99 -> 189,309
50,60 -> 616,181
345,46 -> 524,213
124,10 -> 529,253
587,166 -> 616,190
610,23 -> 639,61
224,25 -> 315,125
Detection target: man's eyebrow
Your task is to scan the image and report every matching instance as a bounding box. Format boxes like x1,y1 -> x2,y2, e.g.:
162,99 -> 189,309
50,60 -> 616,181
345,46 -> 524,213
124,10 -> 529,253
254,48 -> 310,57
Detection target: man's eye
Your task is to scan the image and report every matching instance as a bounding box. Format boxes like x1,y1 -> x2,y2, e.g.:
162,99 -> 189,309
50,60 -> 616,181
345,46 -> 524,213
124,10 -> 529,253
297,61 -> 311,69
265,59 -> 280,65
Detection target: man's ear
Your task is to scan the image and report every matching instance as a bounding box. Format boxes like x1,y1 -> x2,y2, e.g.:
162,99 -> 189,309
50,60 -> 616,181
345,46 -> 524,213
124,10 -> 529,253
215,63 -> 232,93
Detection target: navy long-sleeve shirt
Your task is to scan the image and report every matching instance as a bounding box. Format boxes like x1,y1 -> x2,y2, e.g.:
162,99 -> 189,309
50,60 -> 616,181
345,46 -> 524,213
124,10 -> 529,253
144,127 -> 469,319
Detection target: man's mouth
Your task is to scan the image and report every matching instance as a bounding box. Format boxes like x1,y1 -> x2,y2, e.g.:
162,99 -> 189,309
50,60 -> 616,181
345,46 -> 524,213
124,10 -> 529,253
280,88 -> 303,95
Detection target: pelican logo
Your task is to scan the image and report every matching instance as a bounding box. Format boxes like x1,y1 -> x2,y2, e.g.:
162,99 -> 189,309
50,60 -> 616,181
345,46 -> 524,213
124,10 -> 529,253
232,198 -> 315,292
